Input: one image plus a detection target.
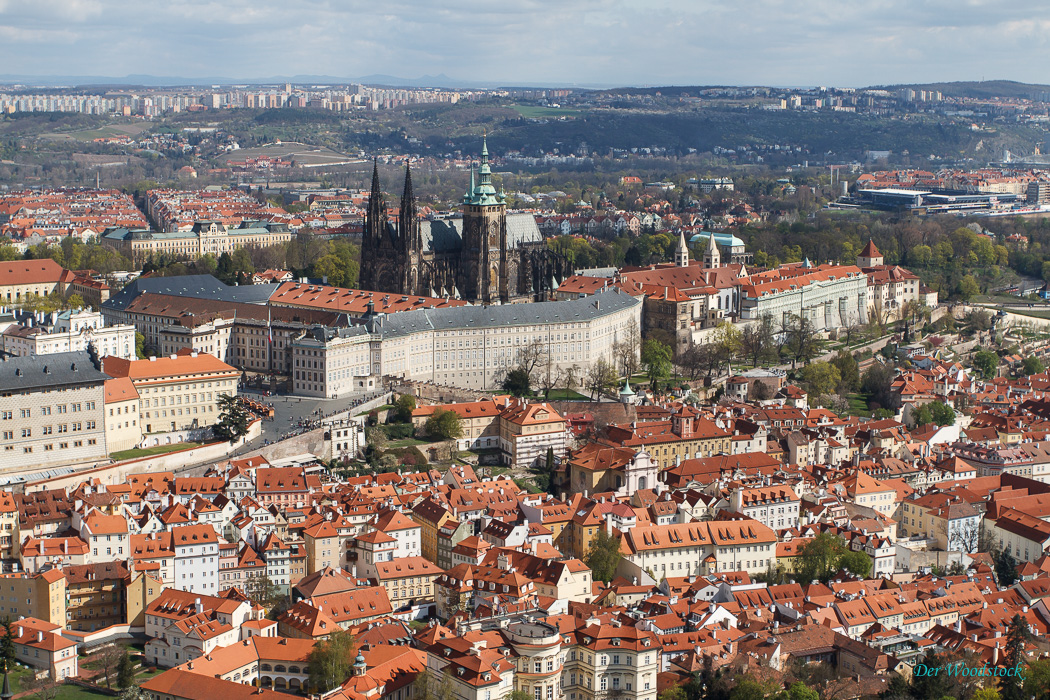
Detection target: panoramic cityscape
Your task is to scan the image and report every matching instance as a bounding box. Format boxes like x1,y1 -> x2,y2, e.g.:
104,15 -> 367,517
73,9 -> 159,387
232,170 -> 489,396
2,4 -> 1050,700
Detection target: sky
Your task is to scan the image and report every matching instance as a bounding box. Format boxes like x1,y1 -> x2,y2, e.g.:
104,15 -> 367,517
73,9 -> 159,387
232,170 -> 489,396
0,0 -> 1048,87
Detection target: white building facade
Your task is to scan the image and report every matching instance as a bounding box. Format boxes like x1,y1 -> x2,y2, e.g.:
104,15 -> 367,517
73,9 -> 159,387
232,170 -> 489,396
292,288 -> 642,398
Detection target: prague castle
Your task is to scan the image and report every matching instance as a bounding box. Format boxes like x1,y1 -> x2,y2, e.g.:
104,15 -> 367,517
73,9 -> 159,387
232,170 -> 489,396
359,137 -> 571,304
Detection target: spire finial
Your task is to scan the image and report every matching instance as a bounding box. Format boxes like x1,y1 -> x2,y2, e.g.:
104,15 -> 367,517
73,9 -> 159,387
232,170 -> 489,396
2,659 -> 12,700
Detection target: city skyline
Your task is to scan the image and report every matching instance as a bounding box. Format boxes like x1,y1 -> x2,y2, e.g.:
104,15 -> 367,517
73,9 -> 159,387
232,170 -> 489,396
1,0 -> 1048,88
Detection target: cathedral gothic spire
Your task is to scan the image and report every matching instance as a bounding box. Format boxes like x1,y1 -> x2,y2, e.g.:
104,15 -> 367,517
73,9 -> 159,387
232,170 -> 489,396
400,163 -> 419,251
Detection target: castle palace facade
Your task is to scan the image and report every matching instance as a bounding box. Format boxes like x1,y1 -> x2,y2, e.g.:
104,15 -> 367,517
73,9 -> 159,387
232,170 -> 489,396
359,138 -> 571,304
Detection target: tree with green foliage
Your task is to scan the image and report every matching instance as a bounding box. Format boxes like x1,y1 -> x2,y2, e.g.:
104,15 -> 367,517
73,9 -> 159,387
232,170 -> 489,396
712,321 -> 743,369
785,682 -> 819,700
929,401 -> 955,426
862,362 -> 900,412
973,350 -> 1000,379
413,668 -> 435,700
958,274 -> 981,301
910,244 -> 932,267
1023,356 -> 1045,376
658,688 -> 687,700
798,360 -> 841,398
244,573 -> 287,611
912,404 -> 934,427
308,629 -> 356,693
641,338 -> 672,390
972,688 -> 1000,700
425,409 -> 463,441
116,649 -> 135,689
795,532 -> 846,583
838,550 -> 872,578
0,620 -> 14,664
1025,657 -> 1050,699
585,527 -> 621,583
66,293 -> 85,310
831,350 -> 860,393
134,331 -> 147,360
728,676 -> 778,700
501,368 -> 533,397
996,547 -> 1019,587
213,394 -> 252,442
394,394 -> 417,423
1002,614 -> 1033,700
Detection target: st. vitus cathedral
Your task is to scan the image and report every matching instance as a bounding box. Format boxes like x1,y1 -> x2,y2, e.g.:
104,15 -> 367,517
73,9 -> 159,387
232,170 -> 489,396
358,137 -> 571,304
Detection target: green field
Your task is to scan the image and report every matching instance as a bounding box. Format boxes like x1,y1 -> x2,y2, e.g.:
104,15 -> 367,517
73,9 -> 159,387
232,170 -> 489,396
111,442 -> 201,461
846,393 -> 872,417
387,437 -> 429,448
52,684 -> 116,700
511,105 -> 582,119
1003,307 -> 1050,320
41,122 -> 149,142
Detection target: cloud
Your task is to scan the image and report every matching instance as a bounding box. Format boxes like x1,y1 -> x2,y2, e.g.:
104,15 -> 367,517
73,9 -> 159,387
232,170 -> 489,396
0,0 -> 1047,86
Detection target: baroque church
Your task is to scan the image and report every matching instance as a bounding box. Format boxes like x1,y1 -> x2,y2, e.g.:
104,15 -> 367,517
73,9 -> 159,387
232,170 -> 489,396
358,138 -> 571,304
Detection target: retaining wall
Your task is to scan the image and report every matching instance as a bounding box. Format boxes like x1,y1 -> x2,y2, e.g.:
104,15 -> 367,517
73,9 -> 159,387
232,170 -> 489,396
20,420 -> 262,494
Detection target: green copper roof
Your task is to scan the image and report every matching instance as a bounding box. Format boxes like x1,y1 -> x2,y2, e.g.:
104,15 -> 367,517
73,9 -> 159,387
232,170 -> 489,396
465,135 -> 502,206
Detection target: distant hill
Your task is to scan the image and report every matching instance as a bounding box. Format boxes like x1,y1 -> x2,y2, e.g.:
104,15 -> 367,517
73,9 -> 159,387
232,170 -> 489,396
873,80 -> 1050,100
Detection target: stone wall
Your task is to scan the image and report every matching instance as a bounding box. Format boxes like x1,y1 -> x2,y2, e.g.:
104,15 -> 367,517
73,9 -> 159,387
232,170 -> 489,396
20,419 -> 262,493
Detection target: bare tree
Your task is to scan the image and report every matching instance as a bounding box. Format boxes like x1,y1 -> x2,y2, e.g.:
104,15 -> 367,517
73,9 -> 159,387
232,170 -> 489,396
949,518 -> 982,554
23,673 -> 59,700
740,314 -> 774,367
613,320 -> 641,379
517,338 -> 548,378
586,357 -> 618,400
563,364 -> 582,396
840,312 -> 862,348
783,313 -> 820,368
867,303 -> 889,338
95,644 -> 124,689
537,354 -> 565,400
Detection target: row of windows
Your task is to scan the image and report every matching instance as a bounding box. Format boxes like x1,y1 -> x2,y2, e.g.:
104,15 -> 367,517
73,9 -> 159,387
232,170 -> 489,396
3,422 -> 95,439
4,439 -> 95,453
1,402 -> 92,420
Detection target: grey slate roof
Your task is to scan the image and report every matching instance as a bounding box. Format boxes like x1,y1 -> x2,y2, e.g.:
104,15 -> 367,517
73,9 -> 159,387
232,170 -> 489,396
419,213 -> 542,254
0,351 -> 109,393
302,325 -> 372,343
103,275 -> 275,312
370,288 -> 639,339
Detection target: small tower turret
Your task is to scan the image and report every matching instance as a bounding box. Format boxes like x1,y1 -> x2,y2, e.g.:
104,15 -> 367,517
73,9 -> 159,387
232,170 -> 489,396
703,232 -> 720,269
674,230 -> 690,267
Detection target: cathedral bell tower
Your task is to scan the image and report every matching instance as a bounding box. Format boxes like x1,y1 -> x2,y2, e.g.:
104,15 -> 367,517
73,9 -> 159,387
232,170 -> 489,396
398,164 -> 422,294
459,135 -> 508,304
359,159 -> 392,294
